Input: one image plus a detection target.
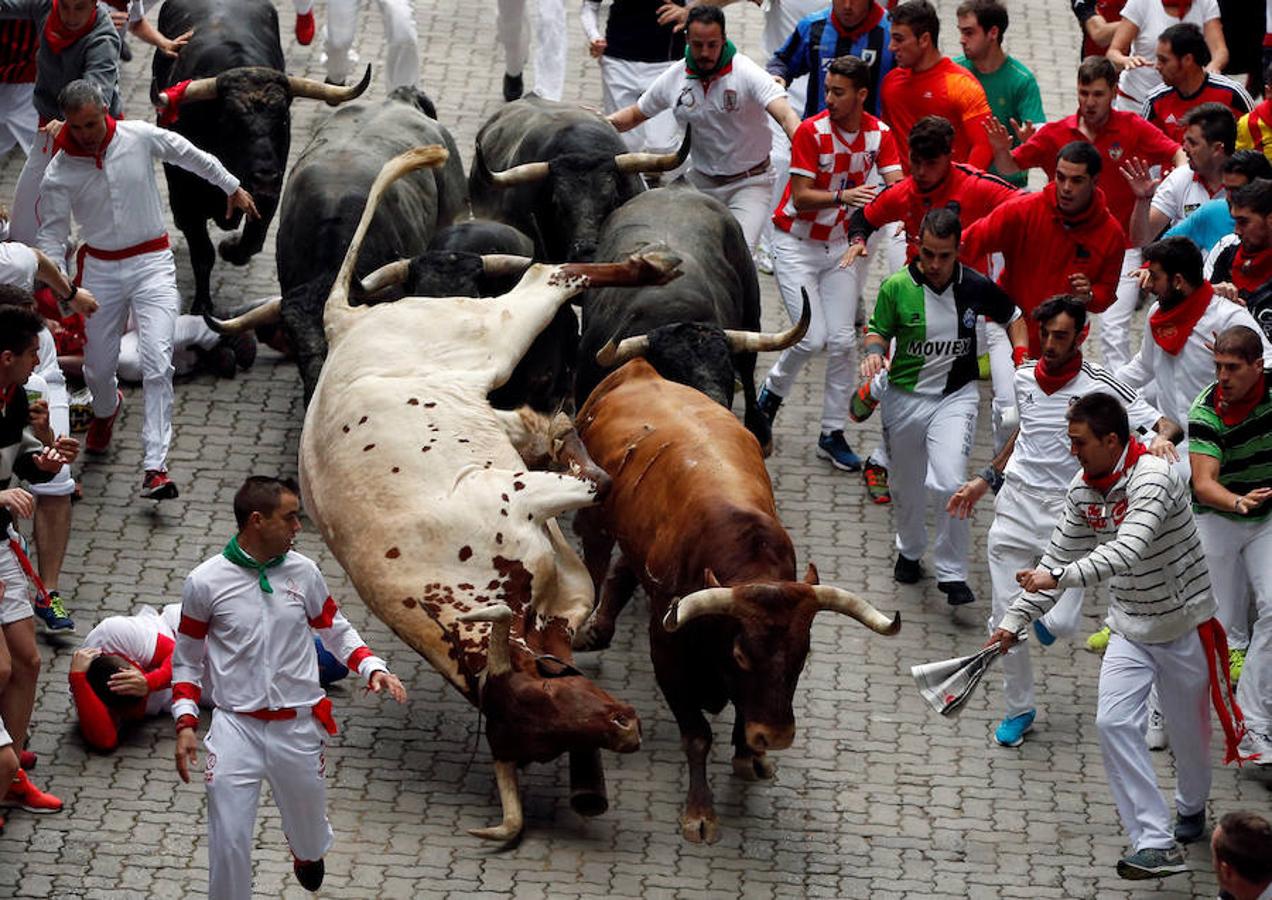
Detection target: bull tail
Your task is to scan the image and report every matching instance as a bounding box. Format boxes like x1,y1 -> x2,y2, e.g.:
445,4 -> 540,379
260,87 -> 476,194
325,145 -> 450,340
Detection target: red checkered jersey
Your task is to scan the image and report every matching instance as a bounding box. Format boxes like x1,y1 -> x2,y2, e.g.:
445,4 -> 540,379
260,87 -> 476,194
772,110 -> 901,242
0,21 -> 37,85
1142,74 -> 1253,143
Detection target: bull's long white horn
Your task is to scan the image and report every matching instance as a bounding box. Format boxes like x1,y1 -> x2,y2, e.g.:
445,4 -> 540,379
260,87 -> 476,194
595,333 -> 650,367
485,159 -> 551,188
662,587 -> 737,632
812,586 -> 901,635
481,254 -> 535,277
287,64 -> 372,105
613,125 -> 692,174
458,603 -> 513,676
358,259 -> 410,295
723,290 -> 811,353
203,296 -> 282,334
468,759 -> 523,842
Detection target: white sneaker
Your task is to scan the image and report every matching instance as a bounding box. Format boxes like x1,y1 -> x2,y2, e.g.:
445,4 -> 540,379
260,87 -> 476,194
1146,707 -> 1169,751
753,246 -> 774,275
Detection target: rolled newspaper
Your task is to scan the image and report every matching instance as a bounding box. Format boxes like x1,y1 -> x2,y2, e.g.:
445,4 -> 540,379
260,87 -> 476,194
911,633 -> 1028,717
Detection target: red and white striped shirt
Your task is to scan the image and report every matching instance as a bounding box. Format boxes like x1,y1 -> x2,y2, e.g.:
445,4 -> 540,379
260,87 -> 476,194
772,110 -> 901,243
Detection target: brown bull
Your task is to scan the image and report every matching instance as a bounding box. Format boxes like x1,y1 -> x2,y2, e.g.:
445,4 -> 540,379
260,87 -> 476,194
574,359 -> 901,843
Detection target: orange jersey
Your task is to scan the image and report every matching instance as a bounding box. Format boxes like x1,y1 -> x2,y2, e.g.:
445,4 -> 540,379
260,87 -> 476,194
880,57 -> 994,173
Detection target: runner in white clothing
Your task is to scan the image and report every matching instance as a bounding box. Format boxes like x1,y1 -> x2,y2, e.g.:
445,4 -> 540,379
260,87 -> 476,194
497,0 -> 567,101
947,294 -> 1181,748
34,79 -> 257,501
172,476 -> 406,898
318,0 -> 418,92
609,5 -> 801,250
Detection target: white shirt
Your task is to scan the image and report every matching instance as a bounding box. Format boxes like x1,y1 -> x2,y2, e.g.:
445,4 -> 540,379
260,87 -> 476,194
171,551 -> 386,721
0,241 -> 36,289
1151,164 -> 1225,229
763,0 -> 824,56
1007,360 -> 1163,493
82,605 -> 177,716
638,52 -> 786,176
35,120 -> 239,264
1115,296 -> 1272,426
1117,0 -> 1221,104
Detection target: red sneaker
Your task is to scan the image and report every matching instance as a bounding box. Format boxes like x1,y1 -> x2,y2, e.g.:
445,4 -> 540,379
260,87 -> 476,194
18,750 -> 35,770
85,389 -> 123,455
2,769 -> 62,813
295,10 -> 315,45
141,470 -> 179,501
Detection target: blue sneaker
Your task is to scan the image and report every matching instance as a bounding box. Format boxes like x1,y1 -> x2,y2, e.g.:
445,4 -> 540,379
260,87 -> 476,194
1033,619 -> 1056,646
1116,846 -> 1187,880
993,709 -> 1036,748
33,591 -> 74,631
816,430 -> 861,471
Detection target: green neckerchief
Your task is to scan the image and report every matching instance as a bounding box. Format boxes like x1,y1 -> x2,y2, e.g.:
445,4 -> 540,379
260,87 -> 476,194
223,536 -> 286,593
684,39 -> 736,80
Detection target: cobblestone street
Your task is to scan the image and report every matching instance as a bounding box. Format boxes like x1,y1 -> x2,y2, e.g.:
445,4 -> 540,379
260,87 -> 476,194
0,0 -> 1269,897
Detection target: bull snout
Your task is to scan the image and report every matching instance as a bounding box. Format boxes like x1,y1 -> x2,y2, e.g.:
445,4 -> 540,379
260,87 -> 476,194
745,721 -> 794,753
609,710 -> 641,753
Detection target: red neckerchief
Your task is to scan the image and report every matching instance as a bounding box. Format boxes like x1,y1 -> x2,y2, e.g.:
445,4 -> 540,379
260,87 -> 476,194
1232,245 -> 1272,294
1034,351 -> 1084,395
43,0 -> 97,54
1149,281 -> 1212,354
1083,436 -> 1148,495
52,114 -> 116,168
1215,369 -> 1266,426
831,2 -> 884,40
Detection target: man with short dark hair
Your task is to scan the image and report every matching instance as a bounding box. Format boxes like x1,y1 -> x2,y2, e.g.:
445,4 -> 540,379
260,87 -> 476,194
1210,178 -> 1272,340
1163,149 -> 1272,253
880,0 -> 993,173
953,0 -> 1043,188
988,391 -> 1245,881
860,208 -> 1026,607
1142,23 -> 1252,143
1212,811 -> 1272,898
172,475 -> 407,897
1189,324 -> 1272,759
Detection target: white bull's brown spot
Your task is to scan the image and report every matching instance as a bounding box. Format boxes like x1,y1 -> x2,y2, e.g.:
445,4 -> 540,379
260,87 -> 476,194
459,546 -> 473,561
385,547 -> 400,559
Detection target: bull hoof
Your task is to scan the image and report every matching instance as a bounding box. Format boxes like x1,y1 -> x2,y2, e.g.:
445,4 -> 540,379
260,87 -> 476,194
569,788 -> 609,818
218,236 -> 253,266
572,616 -> 615,652
732,753 -> 776,781
680,811 -> 720,844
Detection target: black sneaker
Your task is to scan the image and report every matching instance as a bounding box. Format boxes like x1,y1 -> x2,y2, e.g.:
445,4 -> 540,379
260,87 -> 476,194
756,385 -> 782,427
1116,846 -> 1187,880
894,554 -> 922,584
1174,810 -> 1207,844
503,72 -> 524,102
293,857 -> 324,892
938,580 -> 976,606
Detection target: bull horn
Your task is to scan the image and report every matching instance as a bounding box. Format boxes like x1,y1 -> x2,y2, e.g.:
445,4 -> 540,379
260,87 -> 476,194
152,75 -> 219,110
458,602 -> 513,677
484,158 -> 551,189
662,587 -> 737,632
287,64 -> 372,105
811,586 -> 901,636
202,296 -> 282,335
595,333 -> 650,368
469,759 -> 523,842
358,259 -> 411,295
613,124 -> 692,174
723,289 -> 811,353
481,254 -> 535,277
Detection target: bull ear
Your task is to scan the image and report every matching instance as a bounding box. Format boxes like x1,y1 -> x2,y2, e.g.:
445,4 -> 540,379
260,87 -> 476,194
803,562 -> 819,585
703,568 -> 722,588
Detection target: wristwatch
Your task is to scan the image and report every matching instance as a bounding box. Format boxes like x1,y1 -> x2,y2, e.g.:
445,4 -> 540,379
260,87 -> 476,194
1049,565 -> 1065,583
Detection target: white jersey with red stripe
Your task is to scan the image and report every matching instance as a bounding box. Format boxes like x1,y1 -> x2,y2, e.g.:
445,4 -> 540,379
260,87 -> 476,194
170,551 -> 386,721
773,110 -> 901,243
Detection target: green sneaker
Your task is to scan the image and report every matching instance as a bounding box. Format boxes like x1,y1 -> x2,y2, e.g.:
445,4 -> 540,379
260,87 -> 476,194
1230,647 -> 1246,682
977,352 -> 992,380
1085,625 -> 1111,654
848,383 -> 878,423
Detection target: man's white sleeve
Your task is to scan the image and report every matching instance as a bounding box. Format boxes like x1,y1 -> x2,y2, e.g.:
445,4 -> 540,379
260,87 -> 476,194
171,574 -> 210,721
636,61 -> 680,119
0,241 -> 39,289
145,123 -> 240,195
33,162 -> 73,270
304,566 -> 387,682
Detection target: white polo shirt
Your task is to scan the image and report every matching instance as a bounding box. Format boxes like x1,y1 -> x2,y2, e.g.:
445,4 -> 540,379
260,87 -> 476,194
1151,164 -> 1225,229
637,52 -> 786,177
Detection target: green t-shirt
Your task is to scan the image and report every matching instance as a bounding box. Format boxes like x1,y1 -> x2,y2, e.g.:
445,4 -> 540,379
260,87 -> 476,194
1188,373 -> 1272,522
954,54 -> 1045,189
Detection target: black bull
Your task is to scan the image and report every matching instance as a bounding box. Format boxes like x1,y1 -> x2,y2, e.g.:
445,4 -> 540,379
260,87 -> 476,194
151,0 -> 370,313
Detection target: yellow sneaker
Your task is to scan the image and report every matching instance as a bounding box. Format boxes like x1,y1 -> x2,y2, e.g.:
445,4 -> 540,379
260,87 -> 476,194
1085,626 -> 1111,654
1229,647 -> 1246,682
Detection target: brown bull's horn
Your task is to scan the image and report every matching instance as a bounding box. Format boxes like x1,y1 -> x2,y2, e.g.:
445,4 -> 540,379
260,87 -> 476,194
662,587 -> 737,632
203,296 -> 282,335
287,64 -> 372,105
481,254 -> 535,277
811,586 -> 901,635
468,759 -> 523,842
358,259 -> 410,295
613,124 -> 692,174
723,289 -> 811,353
595,333 -> 649,368
458,603 -> 513,676
485,159 -> 551,189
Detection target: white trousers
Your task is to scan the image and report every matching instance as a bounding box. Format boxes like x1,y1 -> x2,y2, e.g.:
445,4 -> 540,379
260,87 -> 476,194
81,250 -> 179,472
765,229 -> 861,431
684,167 -> 776,253
204,709 -> 333,900
11,129 -> 53,245
118,314 -> 219,383
0,82 -> 36,158
1097,630 -> 1211,851
25,371 -> 74,497
600,57 -> 680,155
1099,248 -> 1141,373
324,0 -> 419,90
1194,512 -> 1268,650
882,382 -> 978,580
496,0 -> 566,100
1235,522 -> 1272,751
988,479 -> 1085,718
